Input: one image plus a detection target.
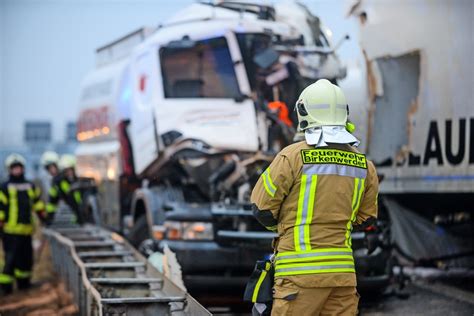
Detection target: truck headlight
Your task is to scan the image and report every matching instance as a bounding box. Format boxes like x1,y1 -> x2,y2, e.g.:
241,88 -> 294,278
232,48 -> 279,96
164,221 -> 214,240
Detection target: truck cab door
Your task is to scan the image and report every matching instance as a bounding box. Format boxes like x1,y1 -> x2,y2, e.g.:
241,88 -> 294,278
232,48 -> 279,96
129,49 -> 160,175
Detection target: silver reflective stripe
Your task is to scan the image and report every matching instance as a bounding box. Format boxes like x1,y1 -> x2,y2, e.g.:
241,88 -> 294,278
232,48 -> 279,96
262,170 -> 276,196
307,103 -> 330,110
336,104 -> 347,110
303,164 -> 367,179
276,264 -> 355,273
276,251 -> 352,261
298,175 -> 315,251
353,179 -> 363,211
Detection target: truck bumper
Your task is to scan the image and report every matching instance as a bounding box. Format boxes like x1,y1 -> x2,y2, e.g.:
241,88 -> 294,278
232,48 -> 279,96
158,239 -> 269,290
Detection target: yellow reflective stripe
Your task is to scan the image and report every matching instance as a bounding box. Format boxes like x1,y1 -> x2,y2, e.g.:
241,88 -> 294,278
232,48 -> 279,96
33,200 -> 45,211
0,211 -> 5,221
303,175 -> 317,249
275,261 -> 354,269
60,180 -> 70,193
14,268 -> 32,279
275,268 -> 355,277
35,186 -> 41,198
276,255 -> 354,265
46,203 -> 57,213
261,168 -> 277,197
0,191 -> 7,204
346,178 -> 365,247
74,191 -> 82,204
265,225 -> 277,232
7,186 -> 18,229
277,248 -> 352,257
294,174 -> 307,251
0,273 -> 14,284
27,188 -> 35,199
4,223 -> 34,235
49,186 -> 58,198
252,262 -> 270,303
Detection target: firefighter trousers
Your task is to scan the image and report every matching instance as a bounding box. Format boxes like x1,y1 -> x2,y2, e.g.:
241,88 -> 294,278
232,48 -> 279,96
0,234 -> 33,294
271,278 -> 359,316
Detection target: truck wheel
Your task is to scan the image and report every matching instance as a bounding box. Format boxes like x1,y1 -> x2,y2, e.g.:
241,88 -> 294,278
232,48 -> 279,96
128,215 -> 150,248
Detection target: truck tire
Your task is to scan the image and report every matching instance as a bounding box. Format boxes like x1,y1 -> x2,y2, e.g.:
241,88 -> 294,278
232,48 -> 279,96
128,215 -> 150,248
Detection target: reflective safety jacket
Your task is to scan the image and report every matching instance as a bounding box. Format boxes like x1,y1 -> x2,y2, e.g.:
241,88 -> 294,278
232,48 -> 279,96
47,174 -> 83,214
251,141 -> 378,287
0,177 -> 45,235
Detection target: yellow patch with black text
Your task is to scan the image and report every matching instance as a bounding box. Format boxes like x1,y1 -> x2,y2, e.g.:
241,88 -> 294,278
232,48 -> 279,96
301,149 -> 367,169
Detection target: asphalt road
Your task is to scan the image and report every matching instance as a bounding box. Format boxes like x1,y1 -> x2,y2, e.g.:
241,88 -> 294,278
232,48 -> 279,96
360,282 -> 474,316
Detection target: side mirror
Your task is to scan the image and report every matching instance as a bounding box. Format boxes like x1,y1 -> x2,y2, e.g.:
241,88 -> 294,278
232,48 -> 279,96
253,48 -> 280,69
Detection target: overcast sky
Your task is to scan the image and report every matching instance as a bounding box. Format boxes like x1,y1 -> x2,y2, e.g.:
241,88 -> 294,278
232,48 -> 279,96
0,0 -> 361,148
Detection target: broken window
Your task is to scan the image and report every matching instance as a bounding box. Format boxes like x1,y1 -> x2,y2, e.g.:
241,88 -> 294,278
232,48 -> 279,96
160,37 -> 240,99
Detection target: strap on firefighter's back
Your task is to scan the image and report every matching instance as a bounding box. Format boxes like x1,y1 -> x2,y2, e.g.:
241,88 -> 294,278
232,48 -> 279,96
243,260 -> 274,303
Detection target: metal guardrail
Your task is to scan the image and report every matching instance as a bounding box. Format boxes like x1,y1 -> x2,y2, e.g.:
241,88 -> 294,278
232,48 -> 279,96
43,224 -> 210,316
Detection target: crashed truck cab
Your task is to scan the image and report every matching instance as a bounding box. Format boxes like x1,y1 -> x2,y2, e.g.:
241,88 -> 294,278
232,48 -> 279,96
126,18 -> 298,290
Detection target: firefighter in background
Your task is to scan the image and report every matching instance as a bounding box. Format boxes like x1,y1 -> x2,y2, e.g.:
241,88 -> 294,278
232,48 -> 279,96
0,154 -> 45,295
47,154 -> 84,224
251,79 -> 379,315
39,151 -> 59,202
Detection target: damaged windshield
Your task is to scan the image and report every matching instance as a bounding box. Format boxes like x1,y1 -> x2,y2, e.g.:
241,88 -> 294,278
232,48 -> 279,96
160,37 -> 240,98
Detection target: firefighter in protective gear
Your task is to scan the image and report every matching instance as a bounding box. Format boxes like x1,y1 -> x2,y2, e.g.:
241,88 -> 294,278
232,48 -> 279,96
251,79 -> 378,316
0,154 -> 45,294
40,151 -> 59,178
47,154 -> 84,224
39,151 -> 59,202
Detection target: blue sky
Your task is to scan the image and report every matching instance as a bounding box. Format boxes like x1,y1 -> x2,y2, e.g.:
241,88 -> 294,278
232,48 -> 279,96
0,0 -> 361,147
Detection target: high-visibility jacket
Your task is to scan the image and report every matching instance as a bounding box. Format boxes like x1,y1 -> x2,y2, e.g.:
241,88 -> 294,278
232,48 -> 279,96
251,141 -> 378,287
47,174 -> 83,214
0,178 -> 45,235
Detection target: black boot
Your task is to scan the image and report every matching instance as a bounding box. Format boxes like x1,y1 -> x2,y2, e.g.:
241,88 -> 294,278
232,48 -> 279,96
17,278 -> 31,290
0,283 -> 13,296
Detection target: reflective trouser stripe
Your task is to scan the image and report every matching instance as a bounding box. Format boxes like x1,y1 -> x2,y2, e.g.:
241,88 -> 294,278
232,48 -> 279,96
0,273 -> 13,284
275,261 -> 355,277
14,269 -> 32,279
345,178 -> 365,247
252,262 -> 270,302
261,168 -> 277,197
294,174 -> 317,252
47,203 -> 57,213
